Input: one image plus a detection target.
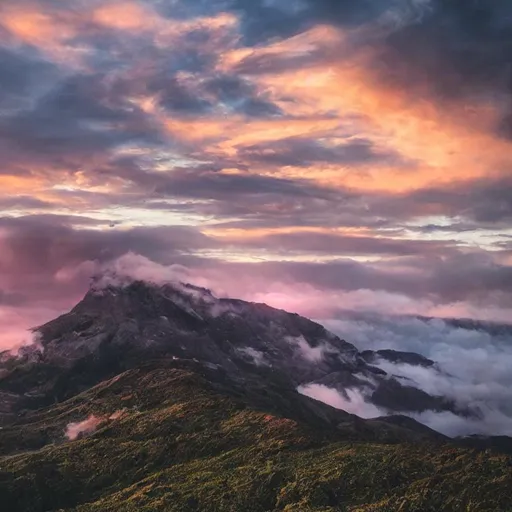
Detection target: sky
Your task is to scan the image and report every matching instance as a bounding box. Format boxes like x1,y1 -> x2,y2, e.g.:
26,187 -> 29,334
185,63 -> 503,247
0,0 -> 512,350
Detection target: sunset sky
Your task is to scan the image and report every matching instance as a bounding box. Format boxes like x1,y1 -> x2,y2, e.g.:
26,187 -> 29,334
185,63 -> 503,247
1,0 -> 511,348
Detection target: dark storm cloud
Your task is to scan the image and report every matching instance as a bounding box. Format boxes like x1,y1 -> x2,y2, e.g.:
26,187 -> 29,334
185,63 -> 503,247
225,231 -> 455,257
239,137 -> 408,167
371,176 -> 512,225
0,47 -> 59,104
156,76 -> 212,114
160,173 -> 511,233
0,196 -> 55,211
149,72 -> 282,117
367,0 -> 512,136
229,0 -> 395,44
377,0 -> 512,98
229,0 -> 512,130
0,73 -> 163,162
153,168 -> 338,201
0,216 -> 214,271
269,252 -> 512,306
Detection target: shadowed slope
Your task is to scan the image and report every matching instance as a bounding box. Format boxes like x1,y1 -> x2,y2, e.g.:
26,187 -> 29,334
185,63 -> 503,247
1,359 -> 511,512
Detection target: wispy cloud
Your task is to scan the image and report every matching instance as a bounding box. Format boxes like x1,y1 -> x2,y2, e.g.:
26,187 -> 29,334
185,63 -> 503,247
65,415 -> 102,440
298,383 -> 383,419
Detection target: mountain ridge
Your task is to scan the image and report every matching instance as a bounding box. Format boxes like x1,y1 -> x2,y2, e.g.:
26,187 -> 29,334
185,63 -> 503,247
2,279 -> 471,428
1,278 -> 512,511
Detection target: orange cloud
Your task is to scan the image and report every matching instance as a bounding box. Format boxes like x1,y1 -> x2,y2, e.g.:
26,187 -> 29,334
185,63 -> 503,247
266,63 -> 511,192
0,4 -> 81,65
0,175 -> 46,195
92,2 -> 238,46
92,2 -> 156,31
164,116 -> 342,152
215,24 -> 512,193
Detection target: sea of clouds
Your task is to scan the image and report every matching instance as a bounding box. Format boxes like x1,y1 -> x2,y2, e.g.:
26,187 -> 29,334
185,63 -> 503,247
315,314 -> 512,437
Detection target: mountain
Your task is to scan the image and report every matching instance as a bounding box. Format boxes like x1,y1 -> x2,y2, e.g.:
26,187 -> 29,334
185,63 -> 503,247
0,280 -> 467,421
0,279 -> 511,511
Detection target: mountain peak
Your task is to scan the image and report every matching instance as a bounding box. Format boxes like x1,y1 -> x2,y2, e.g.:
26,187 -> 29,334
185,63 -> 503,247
0,278 -> 475,431
88,271 -> 210,298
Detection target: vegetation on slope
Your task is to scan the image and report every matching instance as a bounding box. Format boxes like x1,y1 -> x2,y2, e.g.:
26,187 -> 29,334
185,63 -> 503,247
0,361 -> 511,512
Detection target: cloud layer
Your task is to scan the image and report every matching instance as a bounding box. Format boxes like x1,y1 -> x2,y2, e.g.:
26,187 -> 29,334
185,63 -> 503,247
321,314 -> 512,437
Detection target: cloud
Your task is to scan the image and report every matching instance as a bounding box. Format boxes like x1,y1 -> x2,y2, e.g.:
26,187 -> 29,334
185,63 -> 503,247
349,0 -> 512,148
215,230 -> 455,257
236,347 -> 269,366
0,73 -> 162,159
382,177 -> 512,225
65,415 -> 102,440
0,307 -> 43,352
227,0 -> 408,45
90,252 -> 196,290
144,71 -> 284,118
247,254 -> 512,309
0,289 -> 27,307
0,46 -> 59,109
152,167 -> 337,202
298,383 -> 383,419
323,313 -> 512,436
101,253 -> 507,330
238,137 -> 409,167
203,74 -> 282,117
373,1 -> 512,100
1,219 -> 508,354
286,335 -> 335,363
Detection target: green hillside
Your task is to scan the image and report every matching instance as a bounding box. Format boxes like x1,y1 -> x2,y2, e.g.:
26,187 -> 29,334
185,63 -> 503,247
1,360 -> 511,512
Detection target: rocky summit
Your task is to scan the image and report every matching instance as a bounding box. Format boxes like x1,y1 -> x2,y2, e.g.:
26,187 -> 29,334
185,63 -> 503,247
1,280 -> 511,511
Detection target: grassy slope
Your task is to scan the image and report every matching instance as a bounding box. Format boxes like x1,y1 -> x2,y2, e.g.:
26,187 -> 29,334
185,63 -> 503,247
1,363 -> 511,512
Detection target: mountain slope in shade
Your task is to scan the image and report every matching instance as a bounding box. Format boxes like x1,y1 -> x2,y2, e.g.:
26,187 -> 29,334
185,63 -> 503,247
1,360 -> 511,512
0,279 -> 511,511
1,280 -> 467,424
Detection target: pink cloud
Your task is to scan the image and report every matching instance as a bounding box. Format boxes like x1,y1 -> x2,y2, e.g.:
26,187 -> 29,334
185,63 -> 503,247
65,415 -> 102,441
298,383 -> 383,419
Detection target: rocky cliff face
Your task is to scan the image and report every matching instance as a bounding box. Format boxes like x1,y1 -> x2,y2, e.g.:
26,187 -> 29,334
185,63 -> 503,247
0,280 -> 470,425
